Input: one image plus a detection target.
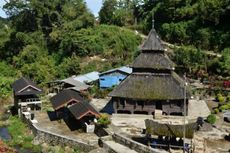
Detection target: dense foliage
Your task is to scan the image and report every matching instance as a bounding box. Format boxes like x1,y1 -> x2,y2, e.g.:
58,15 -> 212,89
99,0 -> 230,78
0,0 -> 229,100
100,0 -> 230,51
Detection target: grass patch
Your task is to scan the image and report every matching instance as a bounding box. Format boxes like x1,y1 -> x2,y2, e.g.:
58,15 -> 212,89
6,115 -> 41,152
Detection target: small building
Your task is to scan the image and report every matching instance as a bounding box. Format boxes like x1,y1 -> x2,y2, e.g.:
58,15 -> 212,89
109,24 -> 190,116
12,77 -> 43,112
99,66 -> 132,89
74,71 -> 100,85
145,119 -> 195,150
48,77 -> 89,93
50,89 -> 100,132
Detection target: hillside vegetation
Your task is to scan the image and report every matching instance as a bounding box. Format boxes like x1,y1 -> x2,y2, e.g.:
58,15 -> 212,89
0,0 -> 229,100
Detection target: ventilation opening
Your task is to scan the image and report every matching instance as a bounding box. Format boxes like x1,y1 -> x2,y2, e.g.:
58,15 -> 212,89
133,111 -> 148,115
117,110 -> 131,114
170,112 -> 183,116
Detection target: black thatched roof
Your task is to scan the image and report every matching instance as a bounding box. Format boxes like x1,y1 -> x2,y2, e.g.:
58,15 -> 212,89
141,29 -> 165,51
131,52 -> 174,70
12,77 -> 43,96
145,119 -> 197,138
68,102 -> 99,120
109,72 -> 190,100
50,89 -> 84,110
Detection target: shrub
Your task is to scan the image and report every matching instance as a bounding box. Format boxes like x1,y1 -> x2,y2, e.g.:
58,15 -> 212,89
213,108 -> 219,114
97,113 -> 111,128
226,94 -> 230,102
207,114 -> 216,124
216,94 -> 225,103
219,103 -> 230,111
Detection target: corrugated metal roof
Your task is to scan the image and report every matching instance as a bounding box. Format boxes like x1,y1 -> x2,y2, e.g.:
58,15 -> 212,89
73,71 -> 99,83
62,77 -> 89,91
100,66 -> 132,76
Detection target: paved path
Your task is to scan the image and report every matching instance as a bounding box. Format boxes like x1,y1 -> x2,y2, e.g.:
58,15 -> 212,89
104,141 -> 138,153
111,114 -> 153,129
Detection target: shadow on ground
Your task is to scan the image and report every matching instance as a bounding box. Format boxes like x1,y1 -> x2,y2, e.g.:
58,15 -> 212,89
100,99 -> 114,114
47,111 -> 60,121
63,116 -> 82,131
47,108 -> 81,131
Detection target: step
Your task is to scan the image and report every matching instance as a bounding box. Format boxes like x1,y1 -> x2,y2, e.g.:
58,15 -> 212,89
103,141 -> 138,153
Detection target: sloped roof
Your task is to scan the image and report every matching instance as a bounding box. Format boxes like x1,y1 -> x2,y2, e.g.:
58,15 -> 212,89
62,77 -> 89,91
109,72 -> 190,100
50,89 -> 84,110
12,77 -> 42,96
141,29 -> 165,51
100,66 -> 132,76
68,102 -> 100,120
145,119 -> 197,138
74,71 -> 99,83
131,52 -> 174,70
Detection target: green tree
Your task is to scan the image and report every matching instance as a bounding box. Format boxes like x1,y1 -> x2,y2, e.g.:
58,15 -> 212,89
173,46 -> 205,73
219,48 -> 230,75
58,54 -> 81,78
99,0 -> 117,24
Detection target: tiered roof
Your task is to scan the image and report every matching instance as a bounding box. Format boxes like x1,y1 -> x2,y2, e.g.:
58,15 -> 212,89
109,25 -> 189,100
131,52 -> 174,70
109,72 -> 187,100
141,29 -> 165,51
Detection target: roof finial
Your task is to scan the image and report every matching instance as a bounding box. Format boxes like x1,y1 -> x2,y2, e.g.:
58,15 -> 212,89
152,14 -> 155,29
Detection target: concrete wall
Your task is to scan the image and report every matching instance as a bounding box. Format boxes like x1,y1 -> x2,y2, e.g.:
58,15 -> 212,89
112,133 -> 167,153
22,115 -> 96,152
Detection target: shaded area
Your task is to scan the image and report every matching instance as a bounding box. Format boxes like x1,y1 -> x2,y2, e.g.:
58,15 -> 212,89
132,136 -> 185,150
47,111 -> 61,121
14,145 -> 35,153
100,99 -> 114,114
63,115 -> 82,131
0,127 -> 11,140
47,108 -> 81,131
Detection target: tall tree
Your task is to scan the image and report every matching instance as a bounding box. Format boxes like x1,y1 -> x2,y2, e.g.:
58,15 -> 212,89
99,0 -> 117,24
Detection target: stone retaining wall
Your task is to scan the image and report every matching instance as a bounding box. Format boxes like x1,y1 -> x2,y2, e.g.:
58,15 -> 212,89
112,133 -> 168,153
22,115 -> 96,152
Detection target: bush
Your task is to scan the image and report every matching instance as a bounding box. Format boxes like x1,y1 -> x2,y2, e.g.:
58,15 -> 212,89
216,94 -> 225,103
226,94 -> 230,102
213,108 -> 219,114
90,86 -> 114,98
219,103 -> 230,112
97,113 -> 111,128
207,114 -> 216,124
